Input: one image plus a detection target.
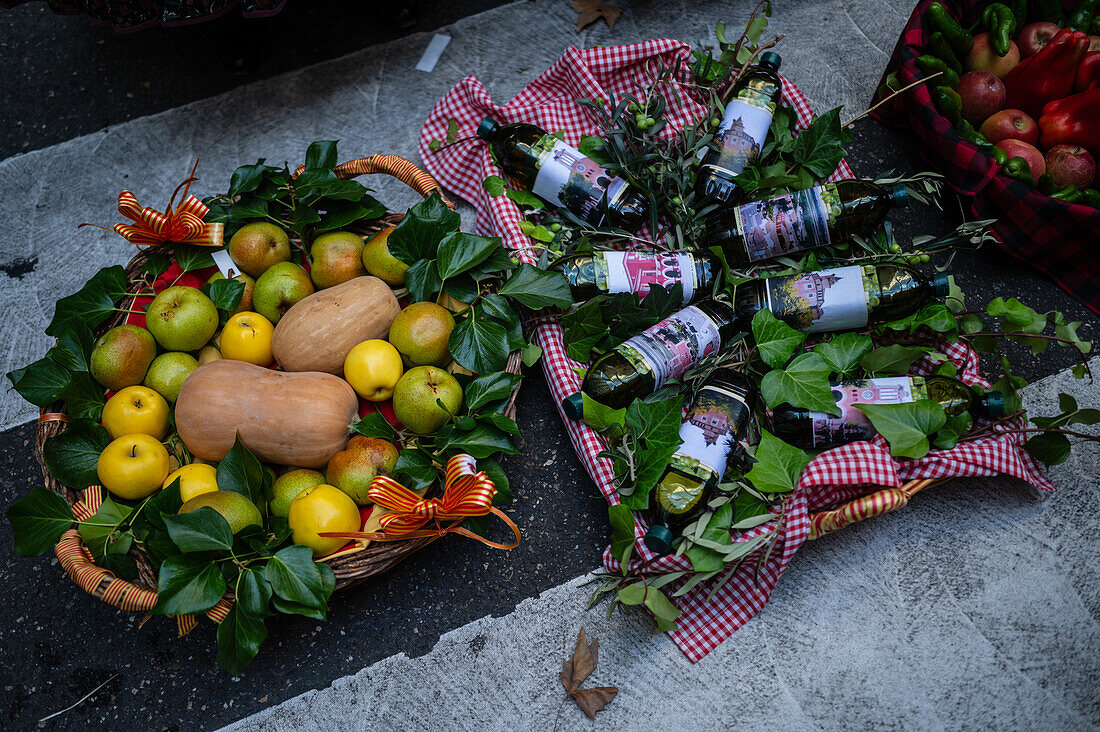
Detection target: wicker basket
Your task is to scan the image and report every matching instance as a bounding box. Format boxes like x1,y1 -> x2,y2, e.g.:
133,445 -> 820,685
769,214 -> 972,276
806,478 -> 946,540
35,154 -> 523,616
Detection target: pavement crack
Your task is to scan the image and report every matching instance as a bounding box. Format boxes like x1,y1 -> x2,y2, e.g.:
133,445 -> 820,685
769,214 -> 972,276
841,3 -> 887,57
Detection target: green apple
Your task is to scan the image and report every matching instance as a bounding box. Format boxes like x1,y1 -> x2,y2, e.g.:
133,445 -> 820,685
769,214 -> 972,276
144,352 -> 199,402
253,262 -> 314,325
145,286 -> 218,352
227,222 -> 292,278
270,468 -> 327,517
361,226 -> 408,286
310,231 -> 367,289
325,436 -> 399,505
90,324 -> 157,391
206,271 -> 255,315
392,366 -> 463,435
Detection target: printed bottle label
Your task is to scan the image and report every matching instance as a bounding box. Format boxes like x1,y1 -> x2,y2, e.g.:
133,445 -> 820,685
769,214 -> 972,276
601,251 -> 697,305
530,135 -> 618,226
670,383 -> 752,480
617,305 -> 722,389
763,265 -> 874,333
809,376 -> 927,447
734,184 -> 842,262
705,88 -> 775,177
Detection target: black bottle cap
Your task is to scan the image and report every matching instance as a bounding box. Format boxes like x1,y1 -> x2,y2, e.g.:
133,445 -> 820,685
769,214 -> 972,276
932,272 -> 952,298
644,524 -> 675,555
889,184 -> 910,208
981,390 -> 1006,418
760,52 -> 781,70
476,117 -> 499,140
562,392 -> 584,421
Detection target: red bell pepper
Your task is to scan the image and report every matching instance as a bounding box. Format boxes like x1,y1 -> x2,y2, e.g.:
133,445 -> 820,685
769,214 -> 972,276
1039,89 -> 1100,155
1076,51 -> 1100,92
1004,29 -> 1091,117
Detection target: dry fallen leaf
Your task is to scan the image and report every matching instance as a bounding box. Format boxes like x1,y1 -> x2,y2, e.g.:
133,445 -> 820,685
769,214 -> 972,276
572,0 -> 622,32
559,627 -> 618,720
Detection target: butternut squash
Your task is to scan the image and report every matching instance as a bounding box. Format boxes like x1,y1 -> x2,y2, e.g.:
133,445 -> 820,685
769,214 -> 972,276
271,276 -> 400,375
174,360 -> 358,468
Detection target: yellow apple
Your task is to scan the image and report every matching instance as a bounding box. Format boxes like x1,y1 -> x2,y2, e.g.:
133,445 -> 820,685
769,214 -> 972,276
288,484 -> 362,557
97,434 -> 171,500
163,463 -> 219,502
219,311 -> 275,366
343,339 -> 404,401
101,386 -> 170,441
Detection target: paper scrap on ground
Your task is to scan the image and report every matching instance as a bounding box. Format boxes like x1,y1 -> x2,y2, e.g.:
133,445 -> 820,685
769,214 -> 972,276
416,34 -> 451,72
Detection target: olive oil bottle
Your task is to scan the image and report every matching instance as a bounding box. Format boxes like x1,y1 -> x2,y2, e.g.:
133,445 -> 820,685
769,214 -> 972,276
561,299 -> 741,418
706,179 -> 910,266
734,262 -> 950,334
476,117 -> 648,230
696,52 -> 784,204
551,250 -> 717,306
771,375 -> 1005,450
644,368 -> 757,554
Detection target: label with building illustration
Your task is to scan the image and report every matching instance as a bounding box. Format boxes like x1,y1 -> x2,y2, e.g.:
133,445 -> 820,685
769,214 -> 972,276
670,383 -> 752,480
705,88 -> 776,177
600,251 -> 697,304
763,265 -> 877,333
734,184 -> 843,262
617,306 -> 722,389
809,376 -> 927,447
530,135 -> 617,225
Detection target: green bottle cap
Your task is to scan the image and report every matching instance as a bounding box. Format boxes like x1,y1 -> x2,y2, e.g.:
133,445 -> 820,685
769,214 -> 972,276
889,184 -> 910,208
644,524 -> 675,555
760,52 -> 781,70
932,272 -> 951,298
476,117 -> 500,140
981,390 -> 1006,418
562,392 -> 584,421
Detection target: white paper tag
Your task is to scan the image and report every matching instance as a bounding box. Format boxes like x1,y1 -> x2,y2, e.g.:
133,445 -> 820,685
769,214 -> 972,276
416,34 -> 451,72
211,249 -> 240,279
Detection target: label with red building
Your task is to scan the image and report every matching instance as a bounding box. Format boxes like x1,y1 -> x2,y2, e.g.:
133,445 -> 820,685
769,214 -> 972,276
617,305 -> 722,389
531,136 -> 619,226
601,251 -> 698,304
763,264 -> 874,333
705,88 -> 775,177
670,383 -> 752,481
809,376 -> 927,447
735,184 -> 841,262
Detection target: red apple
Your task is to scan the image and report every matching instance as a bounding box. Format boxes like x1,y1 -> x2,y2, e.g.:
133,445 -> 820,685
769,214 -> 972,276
964,33 -> 1021,78
957,71 -> 1006,125
1016,22 -> 1061,57
1045,144 -> 1096,189
979,108 -> 1040,145
998,139 -> 1047,177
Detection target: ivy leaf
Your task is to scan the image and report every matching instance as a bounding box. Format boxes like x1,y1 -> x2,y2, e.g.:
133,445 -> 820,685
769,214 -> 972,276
751,309 -> 805,369
6,488 -> 75,556
236,568 -> 273,618
790,107 -> 850,178
1023,432 -> 1072,467
498,265 -> 573,309
60,371 -> 106,422
685,503 -> 734,572
561,299 -> 609,362
393,448 -> 438,493
608,504 -> 635,567
987,297 -> 1047,354
581,393 -> 627,439
856,400 -> 947,459
478,459 -> 512,505
387,193 -> 460,265
992,355 -> 1028,413
141,251 -> 172,280
405,258 -> 444,303
880,303 -> 957,338
859,344 -> 930,375
482,175 -> 507,197
449,316 -> 509,374
153,555 -> 226,616
814,333 -> 873,377
518,220 -> 555,242
1053,312 -> 1092,355
7,357 -> 71,407
265,545 -> 326,610
43,418 -> 110,490
436,233 -> 501,280
216,435 -> 266,506
174,244 -> 216,273
48,320 -> 94,372
77,494 -> 131,560
228,160 -> 278,196
438,423 -> 518,459
506,189 -> 544,209
46,266 -> 128,337
163,507 -> 234,553
933,411 -> 972,450
350,412 -> 397,441
760,352 -> 839,414
745,430 -> 811,493
206,278 -> 246,311
304,140 -> 338,171
465,372 -> 523,412
231,197 -> 269,220
216,605 -> 268,675
619,396 -> 685,510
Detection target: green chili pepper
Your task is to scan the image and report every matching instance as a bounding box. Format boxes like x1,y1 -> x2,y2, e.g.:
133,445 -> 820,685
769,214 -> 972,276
1006,0 -> 1027,26
932,86 -> 963,124
982,3 -> 1017,56
1032,0 -> 1064,23
991,146 -> 1009,166
929,31 -> 963,73
1078,188 -> 1100,209
1037,173 -> 1056,195
1003,156 -> 1035,186
916,55 -> 961,88
928,2 -> 974,56
1051,185 -> 1082,202
957,120 -> 992,146
1068,0 -> 1100,30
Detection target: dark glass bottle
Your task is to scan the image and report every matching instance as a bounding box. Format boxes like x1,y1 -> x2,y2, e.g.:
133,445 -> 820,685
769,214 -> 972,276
734,262 -> 950,334
644,369 -> 757,554
706,179 -> 910,266
551,250 -> 716,306
771,375 -> 1005,450
561,299 -> 741,418
696,52 -> 784,204
476,117 -> 647,230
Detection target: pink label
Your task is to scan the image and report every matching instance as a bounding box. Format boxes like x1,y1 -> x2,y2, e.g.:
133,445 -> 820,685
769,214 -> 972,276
603,251 -> 696,304
618,306 -> 722,389
810,377 -> 919,447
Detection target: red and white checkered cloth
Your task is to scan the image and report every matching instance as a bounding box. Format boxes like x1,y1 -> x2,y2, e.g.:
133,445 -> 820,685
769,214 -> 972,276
417,39 -> 1052,662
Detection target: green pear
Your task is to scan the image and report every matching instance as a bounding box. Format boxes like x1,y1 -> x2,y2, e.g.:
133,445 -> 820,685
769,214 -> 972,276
325,436 -> 399,505
253,262 -> 315,324
392,366 -> 463,435
206,271 -> 255,314
270,468 -> 326,517
388,302 -> 455,368
144,352 -> 199,402
227,222 -> 292,278
310,231 -> 368,289
361,226 -> 408,286
180,491 -> 262,534
90,324 -> 157,391
145,286 -> 218,352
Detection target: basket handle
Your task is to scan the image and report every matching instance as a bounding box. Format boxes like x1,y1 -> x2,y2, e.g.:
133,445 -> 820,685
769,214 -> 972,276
54,529 -> 158,612
807,479 -> 943,540
293,153 -> 454,209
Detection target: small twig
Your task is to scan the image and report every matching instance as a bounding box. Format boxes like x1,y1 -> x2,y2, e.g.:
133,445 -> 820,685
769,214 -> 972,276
844,73 -> 942,128
38,674 -> 119,723
720,34 -> 786,101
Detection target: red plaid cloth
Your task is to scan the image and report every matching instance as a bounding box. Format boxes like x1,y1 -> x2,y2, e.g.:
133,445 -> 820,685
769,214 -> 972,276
871,0 -> 1100,316
417,40 -> 1050,662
